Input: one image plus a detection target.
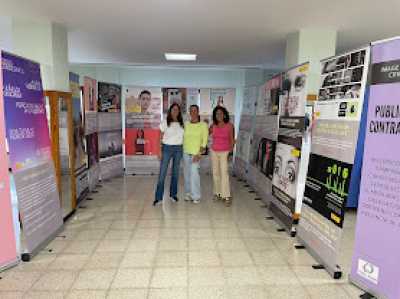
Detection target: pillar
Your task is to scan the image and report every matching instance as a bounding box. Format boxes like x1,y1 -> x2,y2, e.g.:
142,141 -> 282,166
285,29 -> 337,96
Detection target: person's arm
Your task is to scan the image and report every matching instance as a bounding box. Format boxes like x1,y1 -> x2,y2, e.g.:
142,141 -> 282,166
229,124 -> 235,152
200,122 -> 209,154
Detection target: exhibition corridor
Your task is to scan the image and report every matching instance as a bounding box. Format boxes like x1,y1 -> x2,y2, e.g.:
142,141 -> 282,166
0,174 -> 362,299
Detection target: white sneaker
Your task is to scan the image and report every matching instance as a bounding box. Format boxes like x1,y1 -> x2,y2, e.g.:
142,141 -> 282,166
184,194 -> 192,201
192,199 -> 200,204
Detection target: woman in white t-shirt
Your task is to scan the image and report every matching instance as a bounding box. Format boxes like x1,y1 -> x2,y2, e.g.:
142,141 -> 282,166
154,103 -> 184,206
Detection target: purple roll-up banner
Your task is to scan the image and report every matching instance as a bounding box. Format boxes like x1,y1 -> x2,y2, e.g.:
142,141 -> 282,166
350,37 -> 400,299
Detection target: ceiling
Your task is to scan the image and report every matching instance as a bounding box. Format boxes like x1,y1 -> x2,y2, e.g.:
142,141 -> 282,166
1,0 -> 400,68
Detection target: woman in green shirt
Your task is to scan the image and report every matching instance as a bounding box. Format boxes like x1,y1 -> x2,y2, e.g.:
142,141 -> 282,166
183,105 -> 208,203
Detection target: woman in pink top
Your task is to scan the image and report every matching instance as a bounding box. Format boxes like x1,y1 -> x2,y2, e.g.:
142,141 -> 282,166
211,106 -> 235,206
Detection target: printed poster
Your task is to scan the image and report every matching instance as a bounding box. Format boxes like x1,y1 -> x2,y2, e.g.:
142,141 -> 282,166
83,76 -> 97,135
350,38 -> 400,299
297,47 -> 370,278
0,57 -> 17,270
162,88 -> 187,114
2,51 -> 63,254
125,86 -> 162,175
210,88 -> 235,115
271,64 -> 309,229
98,82 -> 121,112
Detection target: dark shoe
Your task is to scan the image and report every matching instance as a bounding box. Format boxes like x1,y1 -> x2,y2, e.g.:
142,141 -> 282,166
170,196 -> 179,203
153,199 -> 162,206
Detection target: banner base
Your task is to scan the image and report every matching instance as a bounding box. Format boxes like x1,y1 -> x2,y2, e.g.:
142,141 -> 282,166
0,258 -> 19,272
297,235 -> 342,279
349,276 -> 383,299
21,225 -> 64,263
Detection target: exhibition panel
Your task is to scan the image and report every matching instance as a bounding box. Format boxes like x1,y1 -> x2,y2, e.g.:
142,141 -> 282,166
297,47 -> 370,278
350,37 -> 400,299
2,51 -> 63,260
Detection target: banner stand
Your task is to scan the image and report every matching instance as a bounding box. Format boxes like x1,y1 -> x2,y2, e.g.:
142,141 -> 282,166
21,225 -> 64,262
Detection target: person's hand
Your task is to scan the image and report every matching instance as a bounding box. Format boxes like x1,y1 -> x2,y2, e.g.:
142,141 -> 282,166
192,154 -> 201,163
158,151 -> 162,160
199,147 -> 205,154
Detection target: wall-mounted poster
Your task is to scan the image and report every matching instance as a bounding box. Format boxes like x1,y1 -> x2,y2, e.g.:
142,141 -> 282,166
2,51 -> 63,257
297,47 -> 370,279
125,86 -> 162,175
162,88 -> 187,114
98,82 -> 121,112
210,88 -> 235,115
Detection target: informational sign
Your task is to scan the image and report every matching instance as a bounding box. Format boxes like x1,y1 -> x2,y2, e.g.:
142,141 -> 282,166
247,76 -> 281,202
297,47 -> 370,278
162,88 -> 187,114
98,82 -> 121,112
97,85 -> 123,181
69,72 -> 88,203
0,57 -> 18,270
270,64 -> 309,229
210,88 -> 236,115
234,86 -> 257,179
2,51 -> 63,255
83,77 -> 99,191
83,76 -> 97,135
125,86 -> 162,175
350,38 -> 400,299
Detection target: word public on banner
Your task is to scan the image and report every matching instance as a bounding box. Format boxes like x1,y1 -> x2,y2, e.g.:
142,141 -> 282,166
350,38 -> 400,299
2,51 -> 63,257
0,55 -> 18,270
297,47 -> 370,278
234,86 -> 257,180
270,64 -> 309,231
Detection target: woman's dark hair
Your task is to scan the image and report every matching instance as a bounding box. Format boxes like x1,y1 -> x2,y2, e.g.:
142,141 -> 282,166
212,106 -> 230,125
167,103 -> 184,127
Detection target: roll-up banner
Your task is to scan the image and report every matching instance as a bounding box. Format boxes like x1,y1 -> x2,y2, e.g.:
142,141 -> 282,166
2,51 -> 63,259
69,72 -> 89,203
350,37 -> 400,299
125,86 -> 162,175
98,82 -> 123,180
83,77 -> 100,191
270,63 -> 309,231
162,88 -> 187,115
297,47 -> 370,278
0,55 -> 18,270
248,76 -> 281,202
234,86 -> 257,180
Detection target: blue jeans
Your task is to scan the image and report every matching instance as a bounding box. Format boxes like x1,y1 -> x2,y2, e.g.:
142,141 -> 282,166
183,153 -> 201,201
155,144 -> 183,201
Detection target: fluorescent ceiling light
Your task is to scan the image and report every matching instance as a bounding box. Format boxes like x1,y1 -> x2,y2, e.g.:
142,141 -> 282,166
165,53 -> 197,61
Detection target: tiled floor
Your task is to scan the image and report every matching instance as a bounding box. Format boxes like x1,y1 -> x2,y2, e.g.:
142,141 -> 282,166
0,174 -> 365,298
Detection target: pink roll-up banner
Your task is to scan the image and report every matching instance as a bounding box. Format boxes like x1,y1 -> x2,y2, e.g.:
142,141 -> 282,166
0,55 -> 18,270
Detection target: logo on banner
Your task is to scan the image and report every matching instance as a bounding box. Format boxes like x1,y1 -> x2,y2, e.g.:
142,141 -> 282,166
357,259 -> 379,284
25,80 -> 42,91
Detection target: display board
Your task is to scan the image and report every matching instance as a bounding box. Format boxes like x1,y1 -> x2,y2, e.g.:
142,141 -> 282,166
297,47 -> 370,278
83,77 -> 100,191
270,63 -> 309,230
162,88 -> 187,114
2,51 -> 63,258
210,88 -> 236,115
98,82 -> 123,180
70,72 -> 88,203
234,86 -> 257,179
125,86 -> 162,175
247,76 -> 281,203
350,38 -> 400,299
0,57 -> 18,270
